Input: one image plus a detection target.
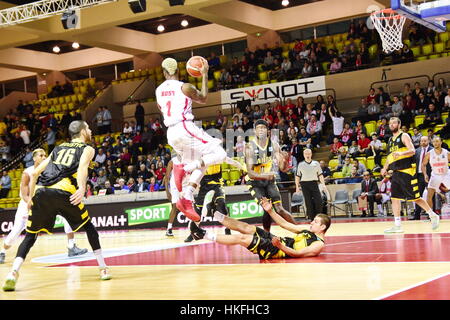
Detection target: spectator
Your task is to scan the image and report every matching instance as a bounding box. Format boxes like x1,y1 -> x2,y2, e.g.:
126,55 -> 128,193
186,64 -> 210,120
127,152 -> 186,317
94,148 -> 106,166
353,98 -> 369,123
353,158 -> 366,176
345,166 -> 363,184
416,92 -> 430,113
411,127 -> 423,148
9,132 -> 24,156
348,140 -> 359,158
340,122 -> 354,146
367,99 -> 381,121
330,137 -> 343,159
134,102 -> 145,131
368,133 -> 383,170
435,116 -> 450,139
290,138 -> 303,165
297,127 -> 312,149
418,103 -> 441,129
268,58 -> 284,81
23,146 -> 34,168
263,51 -> 274,70
281,57 -> 292,79
301,61 -> 313,78
208,52 -> 221,73
85,182 -> 94,198
445,88 -> 450,110
155,162 -> 166,185
341,157 -> 353,177
367,88 -> 376,104
354,120 -> 367,141
103,180 -> 115,195
401,44 -> 414,63
132,176 -> 149,193
375,87 -> 390,106
306,114 -> 322,148
389,95 -> 403,118
148,177 -> 161,192
358,171 -> 382,217
117,178 -> 130,192
0,171 -> 11,199
431,89 -> 444,112
0,140 -> 10,164
96,169 -> 107,191
102,106 -> 112,133
253,105 -> 263,119
94,107 -> 104,134
320,160 -> 332,184
123,121 -> 133,134
63,82 -> 74,95
329,57 -> 342,74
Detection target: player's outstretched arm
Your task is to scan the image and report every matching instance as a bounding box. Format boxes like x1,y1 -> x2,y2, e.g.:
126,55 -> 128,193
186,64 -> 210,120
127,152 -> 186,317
182,58 -> 208,104
272,237 -> 324,258
70,146 -> 95,206
422,152 -> 430,182
260,198 -> 302,233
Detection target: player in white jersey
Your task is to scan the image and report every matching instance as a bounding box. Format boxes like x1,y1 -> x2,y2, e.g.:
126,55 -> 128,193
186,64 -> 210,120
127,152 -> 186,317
0,149 -> 87,264
156,57 -> 227,223
421,136 -> 450,209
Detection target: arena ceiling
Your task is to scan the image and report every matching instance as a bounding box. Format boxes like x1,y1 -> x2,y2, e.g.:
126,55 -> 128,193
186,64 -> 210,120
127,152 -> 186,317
0,0 -> 390,75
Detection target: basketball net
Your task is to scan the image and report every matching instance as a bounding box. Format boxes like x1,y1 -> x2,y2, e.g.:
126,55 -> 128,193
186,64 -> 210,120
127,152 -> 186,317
370,9 -> 406,54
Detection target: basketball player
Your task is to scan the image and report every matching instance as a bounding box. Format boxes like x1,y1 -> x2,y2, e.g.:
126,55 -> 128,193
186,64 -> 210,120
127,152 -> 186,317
3,121 -> 111,292
185,158 -> 243,242
199,198 -> 329,260
156,57 -> 227,224
0,149 -> 88,264
381,117 -> 439,233
421,136 -> 450,210
245,119 -> 296,232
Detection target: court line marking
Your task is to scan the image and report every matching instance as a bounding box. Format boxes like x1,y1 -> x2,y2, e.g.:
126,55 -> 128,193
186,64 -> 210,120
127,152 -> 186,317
372,271 -> 450,300
325,235 -> 450,247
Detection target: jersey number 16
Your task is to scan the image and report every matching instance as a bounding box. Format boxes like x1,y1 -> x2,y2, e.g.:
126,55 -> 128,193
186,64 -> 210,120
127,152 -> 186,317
53,149 -> 76,167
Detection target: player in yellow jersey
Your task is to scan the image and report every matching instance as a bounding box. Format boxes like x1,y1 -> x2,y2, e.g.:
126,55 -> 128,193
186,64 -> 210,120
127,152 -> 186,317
199,198 -> 329,259
187,158 -> 243,241
245,119 -> 296,232
381,117 -> 439,233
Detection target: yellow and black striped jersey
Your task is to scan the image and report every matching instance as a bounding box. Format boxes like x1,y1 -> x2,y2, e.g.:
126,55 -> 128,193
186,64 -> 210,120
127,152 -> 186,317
272,230 -> 324,259
387,132 -> 414,171
38,142 -> 87,188
248,138 -> 273,175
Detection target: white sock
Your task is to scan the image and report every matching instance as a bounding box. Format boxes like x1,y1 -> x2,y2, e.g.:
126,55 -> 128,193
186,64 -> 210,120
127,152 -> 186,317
67,239 -> 75,249
184,160 -> 201,173
167,223 -> 173,229
189,168 -> 205,186
205,231 -> 217,241
94,249 -> 106,268
12,257 -> 24,272
394,216 -> 401,227
184,185 -> 195,201
427,210 -> 438,218
214,211 -> 225,222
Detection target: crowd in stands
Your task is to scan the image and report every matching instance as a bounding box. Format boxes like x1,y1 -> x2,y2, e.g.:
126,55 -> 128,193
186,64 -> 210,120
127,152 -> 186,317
46,81 -> 74,98
203,20 -> 434,92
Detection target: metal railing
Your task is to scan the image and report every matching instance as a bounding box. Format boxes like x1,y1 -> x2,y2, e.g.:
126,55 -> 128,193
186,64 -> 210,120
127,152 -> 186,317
432,71 -> 450,86
0,133 -> 47,172
370,74 -> 431,93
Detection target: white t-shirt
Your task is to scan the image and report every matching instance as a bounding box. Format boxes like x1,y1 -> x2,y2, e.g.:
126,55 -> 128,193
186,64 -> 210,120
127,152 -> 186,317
331,116 -> 344,136
445,95 -> 450,107
369,140 -> 382,149
156,79 -> 194,127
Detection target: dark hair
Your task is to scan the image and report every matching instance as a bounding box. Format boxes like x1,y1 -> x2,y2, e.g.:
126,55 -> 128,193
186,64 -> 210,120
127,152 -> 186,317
68,120 -> 87,138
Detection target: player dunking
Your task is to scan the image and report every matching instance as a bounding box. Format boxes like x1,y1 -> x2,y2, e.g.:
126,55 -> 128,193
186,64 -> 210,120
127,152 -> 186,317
156,57 -> 227,224
245,119 -> 296,232
381,117 -> 439,233
199,198 -> 329,260
421,136 -> 450,210
3,121 -> 111,292
0,149 -> 87,264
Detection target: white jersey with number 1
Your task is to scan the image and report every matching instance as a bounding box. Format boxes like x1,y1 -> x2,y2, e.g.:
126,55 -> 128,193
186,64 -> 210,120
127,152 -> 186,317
156,79 -> 194,127
427,148 -> 450,190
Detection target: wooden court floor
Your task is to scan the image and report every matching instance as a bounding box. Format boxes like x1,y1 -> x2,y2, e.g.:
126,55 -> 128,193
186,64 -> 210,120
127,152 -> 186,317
0,217 -> 449,300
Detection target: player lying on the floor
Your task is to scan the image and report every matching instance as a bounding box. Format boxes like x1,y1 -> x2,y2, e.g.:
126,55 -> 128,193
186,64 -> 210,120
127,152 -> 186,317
198,198 -> 330,259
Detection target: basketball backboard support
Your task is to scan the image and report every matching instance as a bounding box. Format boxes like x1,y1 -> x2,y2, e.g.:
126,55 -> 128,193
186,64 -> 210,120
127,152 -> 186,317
391,0 -> 449,32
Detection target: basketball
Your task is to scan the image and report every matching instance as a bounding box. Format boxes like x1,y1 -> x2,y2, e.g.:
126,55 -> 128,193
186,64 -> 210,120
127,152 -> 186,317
186,56 -> 207,78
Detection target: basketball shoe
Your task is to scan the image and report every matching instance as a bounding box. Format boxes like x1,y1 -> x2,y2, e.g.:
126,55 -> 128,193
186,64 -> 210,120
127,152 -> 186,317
100,267 -> 112,281
177,198 -> 200,222
430,214 -> 440,231
189,221 -> 206,240
384,225 -> 404,233
2,270 -> 18,292
68,244 -> 88,257
165,228 -> 174,237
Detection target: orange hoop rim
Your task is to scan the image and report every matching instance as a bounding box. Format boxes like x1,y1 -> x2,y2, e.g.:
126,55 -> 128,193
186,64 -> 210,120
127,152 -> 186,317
371,8 -> 404,20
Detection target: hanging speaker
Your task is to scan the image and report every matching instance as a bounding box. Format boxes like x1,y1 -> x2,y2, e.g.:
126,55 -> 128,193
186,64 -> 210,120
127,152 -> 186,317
61,10 -> 79,29
128,0 -> 146,13
169,0 -> 185,6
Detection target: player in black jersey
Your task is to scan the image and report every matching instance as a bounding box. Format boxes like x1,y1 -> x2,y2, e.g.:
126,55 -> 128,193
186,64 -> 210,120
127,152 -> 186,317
381,117 -> 439,233
187,158 -> 243,242
3,121 -> 111,292
198,198 -> 329,260
245,119 -> 296,232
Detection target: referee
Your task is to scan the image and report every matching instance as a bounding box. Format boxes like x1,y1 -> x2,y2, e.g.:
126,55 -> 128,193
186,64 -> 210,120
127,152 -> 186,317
295,149 -> 328,220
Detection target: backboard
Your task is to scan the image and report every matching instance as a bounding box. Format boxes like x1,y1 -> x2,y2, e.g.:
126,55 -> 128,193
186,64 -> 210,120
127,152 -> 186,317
391,0 -> 450,32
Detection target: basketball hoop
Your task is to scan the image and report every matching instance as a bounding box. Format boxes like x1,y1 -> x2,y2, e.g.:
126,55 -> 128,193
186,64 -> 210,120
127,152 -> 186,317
370,8 -> 406,54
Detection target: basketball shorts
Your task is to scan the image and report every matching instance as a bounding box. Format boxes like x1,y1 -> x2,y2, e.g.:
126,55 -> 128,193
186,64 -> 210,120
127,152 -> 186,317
167,121 -> 224,164
391,169 -> 420,201
247,227 -> 291,260
247,180 -> 282,205
27,187 -> 90,234
428,172 -> 450,191
195,182 -> 227,215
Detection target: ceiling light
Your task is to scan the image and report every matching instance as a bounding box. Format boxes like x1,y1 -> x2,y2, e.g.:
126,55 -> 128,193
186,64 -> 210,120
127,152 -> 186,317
281,0 -> 289,6
52,46 -> 61,53
181,19 -> 189,27
157,24 -> 165,32
72,42 -> 80,49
